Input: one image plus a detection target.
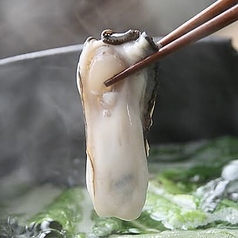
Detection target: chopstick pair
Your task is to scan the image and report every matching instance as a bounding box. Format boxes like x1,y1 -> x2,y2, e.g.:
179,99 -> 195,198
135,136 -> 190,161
104,0 -> 238,87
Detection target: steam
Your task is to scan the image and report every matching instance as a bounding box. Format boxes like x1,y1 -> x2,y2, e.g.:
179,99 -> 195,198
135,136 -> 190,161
0,0 -> 222,59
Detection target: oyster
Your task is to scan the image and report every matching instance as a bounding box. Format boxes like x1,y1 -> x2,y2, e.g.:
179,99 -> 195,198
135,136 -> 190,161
77,29 -> 159,220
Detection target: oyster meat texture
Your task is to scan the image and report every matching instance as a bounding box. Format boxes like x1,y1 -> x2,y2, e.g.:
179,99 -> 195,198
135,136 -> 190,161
77,30 -> 159,221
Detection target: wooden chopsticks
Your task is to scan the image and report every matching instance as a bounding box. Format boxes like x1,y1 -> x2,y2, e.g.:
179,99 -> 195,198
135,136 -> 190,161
104,0 -> 238,87
158,0 -> 237,47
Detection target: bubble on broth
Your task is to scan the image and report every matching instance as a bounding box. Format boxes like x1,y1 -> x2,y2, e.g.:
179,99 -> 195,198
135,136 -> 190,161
0,216 -> 66,238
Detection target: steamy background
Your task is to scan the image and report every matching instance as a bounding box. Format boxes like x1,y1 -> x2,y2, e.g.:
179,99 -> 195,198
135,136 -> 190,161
0,0 -> 237,58
0,1 -> 237,194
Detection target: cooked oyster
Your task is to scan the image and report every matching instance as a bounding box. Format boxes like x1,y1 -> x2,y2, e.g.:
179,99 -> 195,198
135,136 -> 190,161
77,29 -> 159,221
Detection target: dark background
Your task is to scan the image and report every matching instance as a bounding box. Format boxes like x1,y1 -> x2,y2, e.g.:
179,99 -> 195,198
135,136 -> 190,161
0,1 -> 237,189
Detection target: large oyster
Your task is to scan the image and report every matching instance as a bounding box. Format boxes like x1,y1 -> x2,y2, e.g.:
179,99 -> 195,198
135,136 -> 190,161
77,29 -> 159,220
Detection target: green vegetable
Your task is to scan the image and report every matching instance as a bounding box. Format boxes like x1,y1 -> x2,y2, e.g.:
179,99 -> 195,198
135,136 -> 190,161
27,187 -> 84,237
91,136 -> 238,236
2,136 -> 238,237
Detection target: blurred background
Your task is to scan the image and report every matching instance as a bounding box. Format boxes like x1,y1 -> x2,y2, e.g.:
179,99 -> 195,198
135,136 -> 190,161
0,0 -> 237,58
0,0 -> 237,190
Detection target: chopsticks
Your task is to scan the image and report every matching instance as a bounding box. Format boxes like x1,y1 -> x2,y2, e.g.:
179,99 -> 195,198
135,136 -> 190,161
158,0 -> 237,47
104,0 -> 238,87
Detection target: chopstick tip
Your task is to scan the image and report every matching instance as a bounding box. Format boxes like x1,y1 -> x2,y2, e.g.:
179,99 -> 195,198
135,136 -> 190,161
104,79 -> 112,87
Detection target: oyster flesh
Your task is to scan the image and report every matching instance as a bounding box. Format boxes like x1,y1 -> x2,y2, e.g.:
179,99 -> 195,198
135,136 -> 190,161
77,29 -> 159,220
